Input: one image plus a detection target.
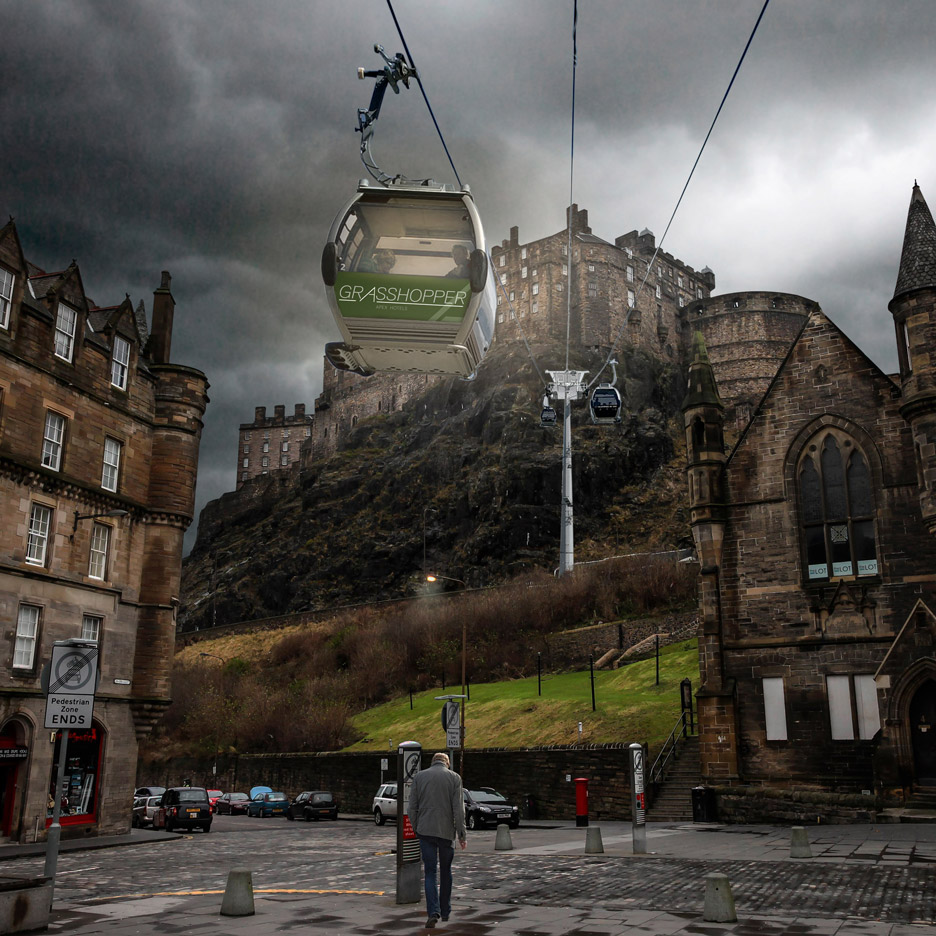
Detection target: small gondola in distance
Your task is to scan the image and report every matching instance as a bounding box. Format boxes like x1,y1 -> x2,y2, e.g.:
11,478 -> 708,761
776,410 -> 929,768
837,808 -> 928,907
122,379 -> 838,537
589,384 -> 622,425
540,404 -> 558,428
321,179 -> 496,378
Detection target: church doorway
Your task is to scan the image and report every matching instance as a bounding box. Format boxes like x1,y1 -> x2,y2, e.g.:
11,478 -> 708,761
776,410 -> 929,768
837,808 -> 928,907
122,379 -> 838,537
909,679 -> 936,786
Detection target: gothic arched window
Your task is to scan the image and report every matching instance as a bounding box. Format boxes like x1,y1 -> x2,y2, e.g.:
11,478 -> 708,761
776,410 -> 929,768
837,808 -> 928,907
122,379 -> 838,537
799,432 -> 878,581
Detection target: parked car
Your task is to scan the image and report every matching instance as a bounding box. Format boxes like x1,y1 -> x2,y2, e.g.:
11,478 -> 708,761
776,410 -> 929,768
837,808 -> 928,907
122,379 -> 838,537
247,791 -> 290,817
215,792 -> 250,815
132,795 -> 162,828
206,789 -> 224,812
134,786 -> 166,798
463,788 -> 520,829
286,790 -> 338,821
154,787 -> 212,833
373,783 -> 398,825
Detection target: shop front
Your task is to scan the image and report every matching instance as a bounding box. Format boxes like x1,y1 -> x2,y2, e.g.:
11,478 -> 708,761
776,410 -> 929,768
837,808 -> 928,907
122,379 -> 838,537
47,724 -> 104,829
0,725 -> 30,839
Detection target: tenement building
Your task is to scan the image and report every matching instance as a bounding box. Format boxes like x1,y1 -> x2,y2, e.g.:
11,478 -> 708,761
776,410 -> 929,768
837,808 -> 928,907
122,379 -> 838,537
0,219 -> 208,842
684,184 -> 936,805
237,404 -> 312,489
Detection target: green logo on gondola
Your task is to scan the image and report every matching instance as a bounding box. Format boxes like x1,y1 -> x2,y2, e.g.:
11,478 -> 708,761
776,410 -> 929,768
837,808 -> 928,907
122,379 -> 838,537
335,272 -> 470,322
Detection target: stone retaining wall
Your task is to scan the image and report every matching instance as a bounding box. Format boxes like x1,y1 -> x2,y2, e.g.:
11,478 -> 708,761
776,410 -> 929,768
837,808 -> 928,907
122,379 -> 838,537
711,785 -> 881,824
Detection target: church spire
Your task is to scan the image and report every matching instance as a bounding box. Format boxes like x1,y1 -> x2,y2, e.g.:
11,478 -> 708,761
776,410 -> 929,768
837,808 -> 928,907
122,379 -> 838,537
891,183 -> 936,307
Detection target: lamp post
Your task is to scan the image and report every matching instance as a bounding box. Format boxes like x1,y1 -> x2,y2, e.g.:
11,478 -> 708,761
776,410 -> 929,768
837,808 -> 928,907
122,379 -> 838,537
427,574 -> 468,776
198,653 -> 227,775
70,508 -> 129,541
199,652 -> 227,665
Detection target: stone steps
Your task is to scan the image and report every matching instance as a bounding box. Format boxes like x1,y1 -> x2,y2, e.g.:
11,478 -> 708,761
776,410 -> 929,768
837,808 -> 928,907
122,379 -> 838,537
648,735 -> 701,822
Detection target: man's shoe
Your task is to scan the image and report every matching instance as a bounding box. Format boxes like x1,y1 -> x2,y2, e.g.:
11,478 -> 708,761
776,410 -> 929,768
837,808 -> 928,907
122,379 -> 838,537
426,913 -> 441,929
441,916 -> 449,922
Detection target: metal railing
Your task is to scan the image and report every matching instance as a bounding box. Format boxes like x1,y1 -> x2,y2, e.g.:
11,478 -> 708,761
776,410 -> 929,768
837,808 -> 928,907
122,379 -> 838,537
649,710 -> 692,786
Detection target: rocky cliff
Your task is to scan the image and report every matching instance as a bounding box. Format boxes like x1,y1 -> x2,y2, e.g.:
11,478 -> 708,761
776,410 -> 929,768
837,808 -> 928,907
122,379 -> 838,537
180,339 -> 692,631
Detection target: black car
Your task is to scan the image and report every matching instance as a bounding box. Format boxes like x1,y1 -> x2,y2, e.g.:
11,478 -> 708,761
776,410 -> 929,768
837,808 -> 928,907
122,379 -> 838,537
286,790 -> 339,821
215,792 -> 250,815
463,788 -> 520,830
155,787 -> 212,833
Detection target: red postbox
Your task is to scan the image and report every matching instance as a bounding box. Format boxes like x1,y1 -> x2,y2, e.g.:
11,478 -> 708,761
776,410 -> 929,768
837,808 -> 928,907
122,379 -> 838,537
574,777 -> 589,827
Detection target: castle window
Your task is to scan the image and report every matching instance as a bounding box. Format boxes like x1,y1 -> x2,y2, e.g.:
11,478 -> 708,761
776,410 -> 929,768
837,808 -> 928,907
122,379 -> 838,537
500,273 -> 506,286
263,431 -> 270,440
531,302 -> 538,315
521,247 -> 527,260
88,523 -> 110,580
26,504 -> 52,566
305,427 -> 311,437
54,303 -> 78,362
509,291 -> 514,302
678,296 -> 685,308
243,445 -> 249,454
678,275 -> 684,288
588,264 -> 595,272
827,674 -> 880,740
14,604 -> 41,670
280,455 -> 289,466
532,283 -> 539,296
625,247 -> 633,259
627,289 -> 635,308
0,267 -> 14,329
261,456 -> 269,468
655,284 -> 661,299
561,244 -> 567,256
626,265 -> 634,283
588,282 -> 598,298
241,471 -> 248,482
697,287 -> 703,299
244,432 -> 251,441
521,267 -> 528,279
498,255 -> 505,267
42,411 -> 67,471
562,264 -> 568,276
110,335 -> 130,390
498,312 -> 504,324
763,677 -> 788,740
242,457 -> 249,468
262,441 -> 270,453
532,268 -> 537,278
101,437 -> 121,492
281,441 -> 289,452
903,322 -> 912,374
799,432 -> 877,581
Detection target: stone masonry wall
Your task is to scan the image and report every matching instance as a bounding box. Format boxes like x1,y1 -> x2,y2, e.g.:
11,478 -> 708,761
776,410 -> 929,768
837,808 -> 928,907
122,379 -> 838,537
141,743 -> 639,821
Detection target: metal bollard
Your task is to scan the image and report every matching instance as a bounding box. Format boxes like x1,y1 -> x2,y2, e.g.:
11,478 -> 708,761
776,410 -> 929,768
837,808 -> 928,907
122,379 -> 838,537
220,868 -> 255,917
494,823 -> 513,851
790,826 -> 812,858
584,826 -> 604,854
703,872 -> 736,923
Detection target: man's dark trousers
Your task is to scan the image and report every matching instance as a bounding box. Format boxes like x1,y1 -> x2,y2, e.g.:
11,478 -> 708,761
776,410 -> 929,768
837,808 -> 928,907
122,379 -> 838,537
419,834 -> 454,920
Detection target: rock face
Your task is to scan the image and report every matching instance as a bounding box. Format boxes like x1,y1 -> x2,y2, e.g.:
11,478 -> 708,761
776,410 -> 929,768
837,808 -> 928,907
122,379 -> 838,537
180,339 -> 692,631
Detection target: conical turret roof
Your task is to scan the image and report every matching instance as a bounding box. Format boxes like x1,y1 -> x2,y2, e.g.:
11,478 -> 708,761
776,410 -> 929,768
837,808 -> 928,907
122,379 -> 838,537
682,331 -> 723,411
891,183 -> 936,306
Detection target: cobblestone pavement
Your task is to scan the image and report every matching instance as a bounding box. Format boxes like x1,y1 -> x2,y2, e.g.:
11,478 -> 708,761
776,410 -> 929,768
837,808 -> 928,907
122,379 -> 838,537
6,819 -> 936,931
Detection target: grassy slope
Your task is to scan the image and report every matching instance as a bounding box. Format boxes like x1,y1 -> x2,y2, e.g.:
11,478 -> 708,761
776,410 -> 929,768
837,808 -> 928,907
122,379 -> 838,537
344,638 -> 698,753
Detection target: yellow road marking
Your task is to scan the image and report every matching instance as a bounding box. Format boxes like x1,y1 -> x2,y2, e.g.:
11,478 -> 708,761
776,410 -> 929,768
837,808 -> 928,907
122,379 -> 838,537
94,888 -> 385,900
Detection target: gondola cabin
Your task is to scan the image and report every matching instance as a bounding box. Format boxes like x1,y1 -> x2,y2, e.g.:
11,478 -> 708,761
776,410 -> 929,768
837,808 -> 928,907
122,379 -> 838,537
540,404 -> 558,428
321,180 -> 496,377
590,385 -> 622,425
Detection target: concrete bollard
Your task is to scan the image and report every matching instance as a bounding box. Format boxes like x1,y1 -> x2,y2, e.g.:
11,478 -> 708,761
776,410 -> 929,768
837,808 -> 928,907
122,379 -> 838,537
584,826 -> 604,854
494,823 -> 513,851
220,868 -> 255,917
702,872 -> 737,923
790,826 -> 812,859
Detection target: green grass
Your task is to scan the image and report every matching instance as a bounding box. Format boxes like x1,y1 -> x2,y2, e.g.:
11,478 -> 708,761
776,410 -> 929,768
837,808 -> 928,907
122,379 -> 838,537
344,638 -> 699,753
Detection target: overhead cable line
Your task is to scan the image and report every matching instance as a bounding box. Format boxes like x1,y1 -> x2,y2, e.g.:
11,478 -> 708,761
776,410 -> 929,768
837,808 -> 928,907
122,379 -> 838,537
386,0 -> 463,188
588,0 -> 772,390
564,0 -> 578,373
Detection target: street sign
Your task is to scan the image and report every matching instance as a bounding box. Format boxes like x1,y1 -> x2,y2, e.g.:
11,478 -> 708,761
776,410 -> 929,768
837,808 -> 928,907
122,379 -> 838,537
444,700 -> 460,749
44,642 -> 98,730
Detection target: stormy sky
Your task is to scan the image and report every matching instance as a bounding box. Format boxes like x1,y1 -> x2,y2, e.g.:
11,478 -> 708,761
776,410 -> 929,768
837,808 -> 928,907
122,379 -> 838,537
3,0 -> 935,550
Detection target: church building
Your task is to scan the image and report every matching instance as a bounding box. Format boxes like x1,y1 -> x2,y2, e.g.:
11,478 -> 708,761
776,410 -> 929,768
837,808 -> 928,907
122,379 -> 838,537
685,185 -> 936,807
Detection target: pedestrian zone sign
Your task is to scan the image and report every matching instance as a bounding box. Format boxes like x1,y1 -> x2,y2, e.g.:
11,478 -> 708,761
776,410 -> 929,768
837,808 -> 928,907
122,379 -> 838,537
44,642 -> 98,730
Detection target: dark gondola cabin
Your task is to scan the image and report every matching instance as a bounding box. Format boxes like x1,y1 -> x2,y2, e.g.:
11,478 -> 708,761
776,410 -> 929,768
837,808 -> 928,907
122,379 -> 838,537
589,385 -> 622,424
322,180 -> 495,378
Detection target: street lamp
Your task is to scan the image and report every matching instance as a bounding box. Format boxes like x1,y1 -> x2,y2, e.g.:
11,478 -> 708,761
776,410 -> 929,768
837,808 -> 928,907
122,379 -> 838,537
70,508 -> 129,540
199,652 -> 227,664
427,573 -> 468,778
199,652 -> 228,776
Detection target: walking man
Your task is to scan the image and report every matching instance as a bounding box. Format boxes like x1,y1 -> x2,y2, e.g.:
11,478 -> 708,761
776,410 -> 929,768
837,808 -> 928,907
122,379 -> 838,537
407,752 -> 467,928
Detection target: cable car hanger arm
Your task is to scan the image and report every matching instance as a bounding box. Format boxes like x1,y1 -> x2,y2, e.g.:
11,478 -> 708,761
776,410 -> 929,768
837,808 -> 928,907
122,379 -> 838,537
356,45 -> 415,138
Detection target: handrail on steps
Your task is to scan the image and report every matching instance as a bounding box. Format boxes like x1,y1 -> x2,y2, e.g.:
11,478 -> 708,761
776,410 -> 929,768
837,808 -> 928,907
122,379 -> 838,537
649,710 -> 692,786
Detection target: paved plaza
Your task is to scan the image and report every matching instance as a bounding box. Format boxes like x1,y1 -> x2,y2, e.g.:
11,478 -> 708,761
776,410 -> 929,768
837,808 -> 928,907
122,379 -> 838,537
3,817 -> 936,935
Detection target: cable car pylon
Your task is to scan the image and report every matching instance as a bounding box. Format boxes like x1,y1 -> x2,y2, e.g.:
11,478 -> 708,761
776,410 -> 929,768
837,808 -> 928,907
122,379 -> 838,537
546,370 -> 587,576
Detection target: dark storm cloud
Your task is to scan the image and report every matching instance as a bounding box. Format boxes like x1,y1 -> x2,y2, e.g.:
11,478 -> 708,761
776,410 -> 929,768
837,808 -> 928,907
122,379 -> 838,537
3,0 -> 936,548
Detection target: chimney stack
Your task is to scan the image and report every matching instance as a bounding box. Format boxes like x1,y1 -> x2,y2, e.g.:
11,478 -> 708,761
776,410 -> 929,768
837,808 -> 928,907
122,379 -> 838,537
149,271 -> 174,364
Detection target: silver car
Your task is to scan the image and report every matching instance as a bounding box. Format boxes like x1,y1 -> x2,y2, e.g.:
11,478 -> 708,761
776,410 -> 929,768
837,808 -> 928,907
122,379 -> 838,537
132,795 -> 162,828
372,783 -> 397,825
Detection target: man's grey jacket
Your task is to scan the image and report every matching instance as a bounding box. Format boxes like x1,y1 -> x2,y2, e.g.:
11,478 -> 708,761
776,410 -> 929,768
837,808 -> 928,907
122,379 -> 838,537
407,761 -> 467,842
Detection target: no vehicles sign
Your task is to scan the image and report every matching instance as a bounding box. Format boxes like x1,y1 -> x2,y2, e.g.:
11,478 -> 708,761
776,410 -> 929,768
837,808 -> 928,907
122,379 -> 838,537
44,643 -> 98,730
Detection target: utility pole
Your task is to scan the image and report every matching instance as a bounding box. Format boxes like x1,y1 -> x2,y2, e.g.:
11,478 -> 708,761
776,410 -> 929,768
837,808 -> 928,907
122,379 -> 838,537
547,370 -> 587,576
